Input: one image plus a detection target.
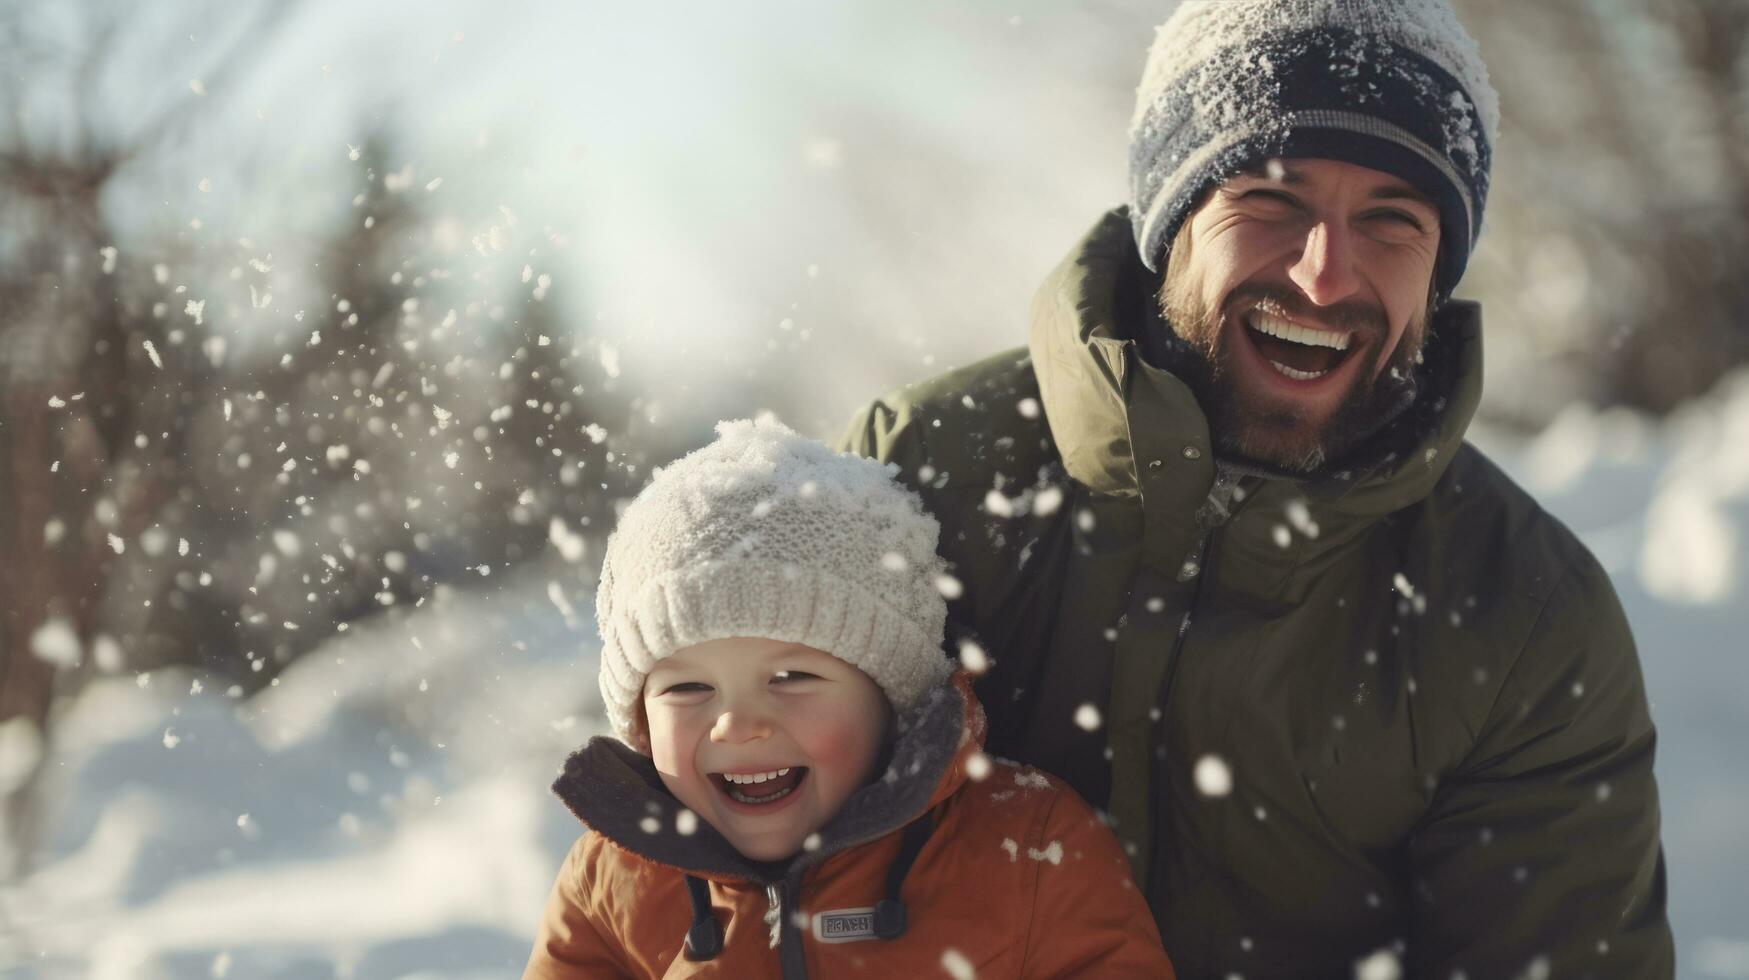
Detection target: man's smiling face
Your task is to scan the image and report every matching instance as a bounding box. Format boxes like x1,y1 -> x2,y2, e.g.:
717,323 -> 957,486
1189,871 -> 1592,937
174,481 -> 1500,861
639,637 -> 891,862
1158,157 -> 1442,472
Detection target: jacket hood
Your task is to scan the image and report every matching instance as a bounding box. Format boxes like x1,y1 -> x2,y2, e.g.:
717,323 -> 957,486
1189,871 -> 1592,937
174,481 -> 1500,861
1028,207 -> 1484,546
551,670 -> 985,885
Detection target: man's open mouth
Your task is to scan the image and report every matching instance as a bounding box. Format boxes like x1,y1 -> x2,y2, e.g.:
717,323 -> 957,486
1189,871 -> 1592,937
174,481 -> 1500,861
713,767 -> 807,805
1242,310 -> 1357,382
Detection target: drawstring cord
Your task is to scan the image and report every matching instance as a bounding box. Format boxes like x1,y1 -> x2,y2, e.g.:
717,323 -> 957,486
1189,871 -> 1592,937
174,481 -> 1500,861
678,813 -> 937,962
874,813 -> 934,939
682,874 -> 722,961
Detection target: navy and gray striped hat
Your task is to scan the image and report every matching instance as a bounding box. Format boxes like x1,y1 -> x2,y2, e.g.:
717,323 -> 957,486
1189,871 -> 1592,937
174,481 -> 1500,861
1129,0 -> 1498,301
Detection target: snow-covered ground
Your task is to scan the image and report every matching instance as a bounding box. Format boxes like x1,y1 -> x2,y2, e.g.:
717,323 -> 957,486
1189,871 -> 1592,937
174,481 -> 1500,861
2,370 -> 1746,980
0,562 -> 598,980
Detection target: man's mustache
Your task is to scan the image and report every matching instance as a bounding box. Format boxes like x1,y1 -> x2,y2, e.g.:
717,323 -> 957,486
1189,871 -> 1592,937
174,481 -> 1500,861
1223,284 -> 1388,341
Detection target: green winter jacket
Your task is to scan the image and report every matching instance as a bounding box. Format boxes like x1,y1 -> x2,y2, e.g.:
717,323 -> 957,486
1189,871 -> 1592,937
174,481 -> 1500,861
837,208 -> 1673,979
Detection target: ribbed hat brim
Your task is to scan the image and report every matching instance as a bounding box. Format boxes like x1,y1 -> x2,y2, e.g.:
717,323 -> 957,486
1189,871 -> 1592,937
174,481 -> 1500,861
600,559 -> 952,742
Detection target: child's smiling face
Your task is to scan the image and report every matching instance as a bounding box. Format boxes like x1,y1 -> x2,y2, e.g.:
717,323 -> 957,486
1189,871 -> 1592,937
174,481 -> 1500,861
639,637 -> 892,862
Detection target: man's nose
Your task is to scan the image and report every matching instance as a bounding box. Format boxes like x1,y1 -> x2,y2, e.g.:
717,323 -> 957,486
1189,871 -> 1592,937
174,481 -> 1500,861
1288,219 -> 1362,306
710,704 -> 773,743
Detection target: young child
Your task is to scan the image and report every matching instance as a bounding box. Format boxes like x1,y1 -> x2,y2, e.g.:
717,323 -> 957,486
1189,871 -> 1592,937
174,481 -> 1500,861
525,419 -> 1173,979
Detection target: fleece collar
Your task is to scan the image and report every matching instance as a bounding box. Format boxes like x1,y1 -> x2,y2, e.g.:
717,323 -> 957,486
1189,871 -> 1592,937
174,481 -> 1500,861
552,672 -> 983,886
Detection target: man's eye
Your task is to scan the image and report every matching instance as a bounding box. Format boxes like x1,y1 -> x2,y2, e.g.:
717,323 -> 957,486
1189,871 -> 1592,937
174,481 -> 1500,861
1242,189 -> 1299,207
1370,210 -> 1425,231
772,671 -> 821,684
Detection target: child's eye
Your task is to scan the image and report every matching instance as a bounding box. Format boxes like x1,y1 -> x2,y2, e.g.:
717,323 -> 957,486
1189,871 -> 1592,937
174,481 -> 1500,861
660,682 -> 712,695
772,670 -> 821,684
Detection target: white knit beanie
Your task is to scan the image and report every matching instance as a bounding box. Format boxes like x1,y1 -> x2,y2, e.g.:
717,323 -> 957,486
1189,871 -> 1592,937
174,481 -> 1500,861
596,418 -> 953,744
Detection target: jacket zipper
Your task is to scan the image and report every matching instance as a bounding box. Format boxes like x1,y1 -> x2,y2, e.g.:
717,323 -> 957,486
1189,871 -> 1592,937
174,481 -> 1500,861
1145,527 -> 1216,895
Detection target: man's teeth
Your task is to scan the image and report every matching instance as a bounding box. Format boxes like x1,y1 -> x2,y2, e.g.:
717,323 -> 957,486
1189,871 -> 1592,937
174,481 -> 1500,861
1269,361 -> 1330,381
1248,312 -> 1351,351
723,768 -> 792,785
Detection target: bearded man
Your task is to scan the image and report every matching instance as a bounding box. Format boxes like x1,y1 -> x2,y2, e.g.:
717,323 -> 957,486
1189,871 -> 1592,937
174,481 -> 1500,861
838,2 -> 1673,977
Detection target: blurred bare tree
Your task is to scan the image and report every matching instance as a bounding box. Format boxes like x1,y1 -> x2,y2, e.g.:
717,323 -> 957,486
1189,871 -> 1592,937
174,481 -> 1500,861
0,3 -> 635,874
1459,0 -> 1749,414
0,0 -> 290,745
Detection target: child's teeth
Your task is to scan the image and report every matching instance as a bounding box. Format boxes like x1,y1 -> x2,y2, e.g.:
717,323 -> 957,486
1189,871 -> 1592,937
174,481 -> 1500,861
723,768 -> 794,784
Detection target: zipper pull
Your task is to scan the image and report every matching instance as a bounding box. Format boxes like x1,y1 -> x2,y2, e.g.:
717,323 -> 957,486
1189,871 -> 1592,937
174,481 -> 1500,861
764,883 -> 783,949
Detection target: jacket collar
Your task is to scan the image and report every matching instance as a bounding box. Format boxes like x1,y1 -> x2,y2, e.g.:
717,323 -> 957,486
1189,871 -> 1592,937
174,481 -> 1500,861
552,672 -> 986,886
1028,208 -> 1483,561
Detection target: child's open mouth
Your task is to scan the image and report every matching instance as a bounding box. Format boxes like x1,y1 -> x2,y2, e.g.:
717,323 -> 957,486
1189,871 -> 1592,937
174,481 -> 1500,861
713,767 -> 807,805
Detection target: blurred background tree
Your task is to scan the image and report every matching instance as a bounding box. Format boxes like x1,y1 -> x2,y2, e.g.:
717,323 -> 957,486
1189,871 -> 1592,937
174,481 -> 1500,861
0,1 -> 635,873
1457,0 -> 1749,417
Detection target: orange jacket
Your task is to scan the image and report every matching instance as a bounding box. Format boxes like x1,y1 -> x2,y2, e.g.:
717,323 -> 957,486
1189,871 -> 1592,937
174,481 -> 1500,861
525,672 -> 1174,979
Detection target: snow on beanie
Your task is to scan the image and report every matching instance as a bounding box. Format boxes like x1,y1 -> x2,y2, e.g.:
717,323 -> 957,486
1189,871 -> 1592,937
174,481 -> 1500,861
596,418 -> 953,744
1129,0 -> 1498,301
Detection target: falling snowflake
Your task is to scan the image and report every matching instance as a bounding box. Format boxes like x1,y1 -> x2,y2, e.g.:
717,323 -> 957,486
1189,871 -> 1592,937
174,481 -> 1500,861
957,639 -> 990,675
1033,485 -> 1064,517
29,618 -> 81,669
1194,754 -> 1233,797
983,489 -> 1015,518
1285,498 -> 1319,538
1354,948 -> 1402,980
941,949 -> 976,980
1074,703 -> 1103,732
965,752 -> 992,782
550,519 -> 586,563
934,574 -> 965,600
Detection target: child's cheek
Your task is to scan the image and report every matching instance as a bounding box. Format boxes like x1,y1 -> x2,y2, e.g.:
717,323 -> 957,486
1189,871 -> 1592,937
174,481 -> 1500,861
644,709 -> 692,775
794,704 -> 881,776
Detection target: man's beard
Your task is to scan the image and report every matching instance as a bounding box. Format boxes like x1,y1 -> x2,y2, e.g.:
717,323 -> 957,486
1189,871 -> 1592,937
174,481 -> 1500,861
1158,275 -> 1432,475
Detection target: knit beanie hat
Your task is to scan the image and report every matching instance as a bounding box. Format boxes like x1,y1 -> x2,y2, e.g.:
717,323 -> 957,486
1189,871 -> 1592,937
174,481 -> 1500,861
596,418 -> 953,744
1129,0 -> 1498,302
